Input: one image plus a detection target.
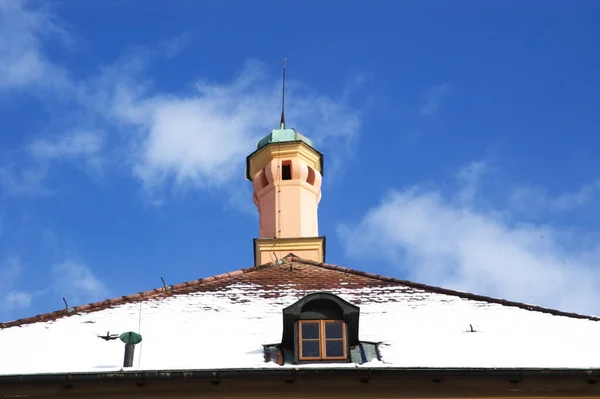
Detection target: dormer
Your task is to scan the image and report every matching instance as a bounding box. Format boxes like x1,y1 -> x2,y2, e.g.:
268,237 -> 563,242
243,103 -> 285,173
264,292 -> 381,365
283,292 -> 359,363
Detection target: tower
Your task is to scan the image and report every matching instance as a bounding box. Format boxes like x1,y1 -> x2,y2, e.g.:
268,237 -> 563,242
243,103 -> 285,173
246,61 -> 325,265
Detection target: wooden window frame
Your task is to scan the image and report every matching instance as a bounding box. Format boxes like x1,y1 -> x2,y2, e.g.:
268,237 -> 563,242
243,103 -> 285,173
298,320 -> 347,361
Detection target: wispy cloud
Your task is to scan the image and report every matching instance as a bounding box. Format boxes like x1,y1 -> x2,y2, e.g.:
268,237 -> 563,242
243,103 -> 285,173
454,160 -> 488,205
0,1 -> 79,197
0,254 -> 108,322
0,0 -> 72,92
4,291 -> 32,310
0,1 -> 363,203
509,180 -> 600,216
0,165 -> 52,197
28,130 -> 105,174
0,256 -> 31,317
0,256 -> 22,290
158,34 -> 190,59
29,130 -> 103,160
338,163 -> 600,316
51,261 -> 109,305
420,83 -> 450,116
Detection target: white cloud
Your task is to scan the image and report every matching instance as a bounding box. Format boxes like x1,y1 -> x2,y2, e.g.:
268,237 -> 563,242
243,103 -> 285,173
339,164 -> 600,316
51,261 -> 109,305
109,60 -> 361,190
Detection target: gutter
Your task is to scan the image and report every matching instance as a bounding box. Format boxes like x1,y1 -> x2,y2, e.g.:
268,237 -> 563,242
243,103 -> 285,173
1,368 -> 599,385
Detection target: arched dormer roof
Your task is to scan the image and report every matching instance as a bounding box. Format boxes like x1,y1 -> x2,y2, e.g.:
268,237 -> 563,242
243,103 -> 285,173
281,292 -> 360,350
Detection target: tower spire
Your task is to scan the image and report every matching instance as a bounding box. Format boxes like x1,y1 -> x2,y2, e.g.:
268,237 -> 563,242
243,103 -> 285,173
279,58 -> 287,129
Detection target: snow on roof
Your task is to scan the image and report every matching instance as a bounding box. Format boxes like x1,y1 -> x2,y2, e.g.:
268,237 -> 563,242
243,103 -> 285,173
1,257 -> 599,376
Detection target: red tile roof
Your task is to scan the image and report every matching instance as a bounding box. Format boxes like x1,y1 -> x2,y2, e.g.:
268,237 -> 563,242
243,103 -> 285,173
1,254 -> 599,329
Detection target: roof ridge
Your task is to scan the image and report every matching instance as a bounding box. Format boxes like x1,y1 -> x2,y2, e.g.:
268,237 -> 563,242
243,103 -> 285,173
3,256 -> 599,329
286,256 -> 600,322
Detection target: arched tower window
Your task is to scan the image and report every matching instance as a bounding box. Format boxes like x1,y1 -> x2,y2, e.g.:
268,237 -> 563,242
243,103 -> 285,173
306,166 -> 316,186
281,160 -> 292,180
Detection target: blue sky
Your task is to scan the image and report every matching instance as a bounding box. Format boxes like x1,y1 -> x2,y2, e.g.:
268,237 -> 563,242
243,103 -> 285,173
1,0 -> 600,321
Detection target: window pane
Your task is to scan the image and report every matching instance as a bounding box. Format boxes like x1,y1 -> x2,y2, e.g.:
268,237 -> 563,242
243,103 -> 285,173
301,340 -> 320,358
325,340 -> 345,358
301,322 -> 320,339
325,321 -> 343,339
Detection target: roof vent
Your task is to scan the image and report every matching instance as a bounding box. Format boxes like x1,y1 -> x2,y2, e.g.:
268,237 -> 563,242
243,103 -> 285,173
120,331 -> 143,368
161,277 -> 173,291
62,297 -> 75,313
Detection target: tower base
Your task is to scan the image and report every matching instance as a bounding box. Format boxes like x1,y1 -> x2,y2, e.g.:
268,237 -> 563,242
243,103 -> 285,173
254,236 -> 325,266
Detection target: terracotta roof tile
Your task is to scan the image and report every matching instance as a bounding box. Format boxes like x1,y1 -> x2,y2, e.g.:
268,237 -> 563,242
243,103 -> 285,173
1,255 -> 598,329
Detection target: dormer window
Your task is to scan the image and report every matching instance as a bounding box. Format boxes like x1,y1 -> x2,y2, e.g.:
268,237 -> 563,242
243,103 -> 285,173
264,292 -> 382,366
298,320 -> 347,360
279,292 -> 358,364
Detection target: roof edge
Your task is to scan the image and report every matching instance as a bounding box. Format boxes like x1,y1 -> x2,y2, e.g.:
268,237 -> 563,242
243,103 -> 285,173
0,260 -> 278,329
287,256 -> 600,322
3,255 -> 599,329
0,367 -> 599,385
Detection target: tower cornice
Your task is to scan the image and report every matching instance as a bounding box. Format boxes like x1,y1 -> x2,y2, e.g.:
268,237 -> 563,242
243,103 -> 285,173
245,140 -> 324,182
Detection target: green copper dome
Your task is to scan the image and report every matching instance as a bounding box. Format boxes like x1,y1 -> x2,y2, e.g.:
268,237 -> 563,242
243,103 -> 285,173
256,128 -> 313,150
